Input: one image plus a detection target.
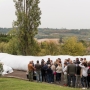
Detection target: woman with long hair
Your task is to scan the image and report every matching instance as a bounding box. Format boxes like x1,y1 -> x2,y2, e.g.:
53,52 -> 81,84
56,63 -> 62,83
79,62 -> 88,89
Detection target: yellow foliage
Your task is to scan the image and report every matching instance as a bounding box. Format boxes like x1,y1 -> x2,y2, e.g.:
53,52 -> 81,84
61,37 -> 85,56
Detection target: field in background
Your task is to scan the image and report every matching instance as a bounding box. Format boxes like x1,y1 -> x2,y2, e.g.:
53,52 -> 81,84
0,28 -> 90,41
37,38 -> 59,44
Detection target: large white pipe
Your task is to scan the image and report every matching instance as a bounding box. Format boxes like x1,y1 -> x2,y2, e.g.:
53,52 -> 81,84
0,53 -> 90,71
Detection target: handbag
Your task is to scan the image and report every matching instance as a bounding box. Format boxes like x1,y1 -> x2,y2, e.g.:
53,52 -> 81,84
53,71 -> 56,75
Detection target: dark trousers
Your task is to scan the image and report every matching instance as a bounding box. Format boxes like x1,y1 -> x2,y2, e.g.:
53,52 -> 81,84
51,74 -> 54,82
81,76 -> 87,88
56,73 -> 61,81
87,75 -> 90,88
47,74 -> 52,83
42,70 -> 47,82
67,74 -> 76,87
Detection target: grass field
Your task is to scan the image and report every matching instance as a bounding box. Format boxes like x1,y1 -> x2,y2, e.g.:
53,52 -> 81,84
0,77 -> 82,90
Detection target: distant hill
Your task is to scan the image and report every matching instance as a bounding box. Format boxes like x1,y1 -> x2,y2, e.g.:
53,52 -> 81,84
0,28 -> 12,34
0,28 -> 90,41
35,28 -> 90,41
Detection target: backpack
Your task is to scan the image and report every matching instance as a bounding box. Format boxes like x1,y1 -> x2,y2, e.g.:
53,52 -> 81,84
87,67 -> 90,75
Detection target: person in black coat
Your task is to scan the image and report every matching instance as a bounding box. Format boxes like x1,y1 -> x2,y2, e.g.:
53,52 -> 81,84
47,64 -> 53,83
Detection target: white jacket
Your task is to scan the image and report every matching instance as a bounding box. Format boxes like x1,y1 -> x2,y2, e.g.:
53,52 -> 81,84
56,66 -> 62,73
63,66 -> 67,75
79,64 -> 89,77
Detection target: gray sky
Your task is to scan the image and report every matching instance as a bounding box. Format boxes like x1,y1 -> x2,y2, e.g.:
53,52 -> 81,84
0,0 -> 90,29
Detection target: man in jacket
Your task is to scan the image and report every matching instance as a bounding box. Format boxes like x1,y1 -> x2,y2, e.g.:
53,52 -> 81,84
28,61 -> 35,81
67,60 -> 76,87
35,60 -> 42,82
75,60 -> 81,88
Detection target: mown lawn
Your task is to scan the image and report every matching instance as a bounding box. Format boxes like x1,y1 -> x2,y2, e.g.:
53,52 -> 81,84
0,78 -> 81,90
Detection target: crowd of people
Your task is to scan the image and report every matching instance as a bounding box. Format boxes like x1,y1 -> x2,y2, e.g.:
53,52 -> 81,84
27,57 -> 90,89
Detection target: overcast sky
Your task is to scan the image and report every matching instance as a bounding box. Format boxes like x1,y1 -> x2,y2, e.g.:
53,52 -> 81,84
0,0 -> 90,29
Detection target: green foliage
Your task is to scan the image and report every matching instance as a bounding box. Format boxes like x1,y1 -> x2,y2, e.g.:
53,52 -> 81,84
5,37 -> 18,55
29,40 -> 41,56
13,0 -> 41,55
40,41 -> 61,55
0,42 -> 7,52
79,40 -> 88,47
61,37 -> 86,56
8,28 -> 18,36
0,34 -> 12,42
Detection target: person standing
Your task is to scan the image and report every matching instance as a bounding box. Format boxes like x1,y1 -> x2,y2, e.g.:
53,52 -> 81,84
0,61 -> 3,76
63,62 -> 68,86
51,63 -> 56,83
47,64 -> 53,83
35,60 -> 42,82
67,60 -> 76,88
47,58 -> 51,65
41,59 -> 45,82
75,60 -> 81,88
28,61 -> 35,81
42,62 -> 48,82
79,62 -> 88,89
56,63 -> 62,83
87,62 -> 90,89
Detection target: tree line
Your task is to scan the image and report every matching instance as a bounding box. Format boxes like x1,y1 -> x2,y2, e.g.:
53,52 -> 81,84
0,28 -> 90,40
0,34 -> 90,56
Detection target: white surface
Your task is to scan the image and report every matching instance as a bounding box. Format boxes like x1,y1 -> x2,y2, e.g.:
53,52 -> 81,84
2,64 -> 13,75
0,53 -> 90,72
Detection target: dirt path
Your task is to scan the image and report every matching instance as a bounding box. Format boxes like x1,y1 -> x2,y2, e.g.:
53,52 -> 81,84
4,70 -> 27,80
4,70 -> 64,85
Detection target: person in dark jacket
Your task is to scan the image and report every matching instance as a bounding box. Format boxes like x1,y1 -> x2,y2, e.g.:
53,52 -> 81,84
47,64 -> 53,83
42,62 -> 48,82
75,60 -> 81,88
67,60 -> 76,87
47,58 -> 51,65
41,59 -> 45,82
35,60 -> 42,82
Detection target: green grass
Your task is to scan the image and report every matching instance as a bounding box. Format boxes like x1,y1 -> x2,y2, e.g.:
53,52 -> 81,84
0,78 -> 81,90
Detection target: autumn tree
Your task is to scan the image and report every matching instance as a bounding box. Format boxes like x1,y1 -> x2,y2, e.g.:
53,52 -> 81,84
61,37 -> 86,56
40,41 -> 60,55
5,37 -> 18,55
13,0 -> 41,55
